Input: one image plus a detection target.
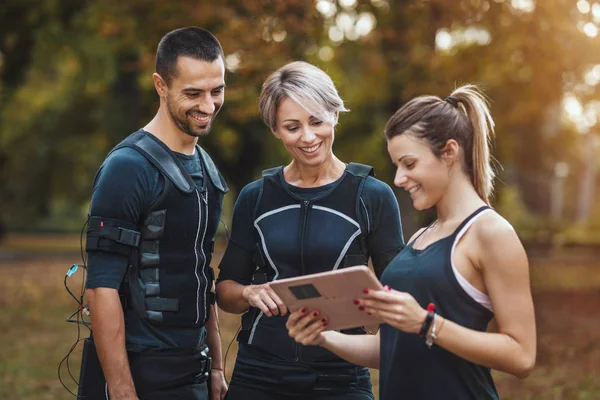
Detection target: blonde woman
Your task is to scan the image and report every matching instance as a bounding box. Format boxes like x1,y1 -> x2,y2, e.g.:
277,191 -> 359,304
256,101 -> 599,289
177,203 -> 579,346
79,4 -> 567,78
286,85 -> 536,400
216,61 -> 404,399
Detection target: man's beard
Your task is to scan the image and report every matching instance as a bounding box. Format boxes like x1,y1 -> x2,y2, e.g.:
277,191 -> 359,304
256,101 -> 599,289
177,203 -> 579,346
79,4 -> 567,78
167,101 -> 213,138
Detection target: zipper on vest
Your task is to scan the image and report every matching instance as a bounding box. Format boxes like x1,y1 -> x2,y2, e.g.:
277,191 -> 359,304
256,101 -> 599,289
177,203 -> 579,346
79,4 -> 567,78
295,199 -> 310,362
300,200 -> 310,275
193,189 -> 210,325
200,190 -> 209,325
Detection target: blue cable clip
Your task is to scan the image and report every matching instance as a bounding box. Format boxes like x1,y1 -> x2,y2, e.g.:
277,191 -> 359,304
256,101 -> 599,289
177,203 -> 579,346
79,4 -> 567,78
67,264 -> 79,277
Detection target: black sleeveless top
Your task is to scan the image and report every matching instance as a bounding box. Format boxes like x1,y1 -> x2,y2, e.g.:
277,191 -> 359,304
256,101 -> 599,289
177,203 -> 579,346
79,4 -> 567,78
379,206 -> 499,400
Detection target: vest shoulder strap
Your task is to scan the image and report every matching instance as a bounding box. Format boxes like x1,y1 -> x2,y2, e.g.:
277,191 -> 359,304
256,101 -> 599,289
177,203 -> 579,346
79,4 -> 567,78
262,167 -> 281,178
346,162 -> 374,178
197,145 -> 229,193
254,166 -> 281,225
347,163 -> 374,237
113,132 -> 195,194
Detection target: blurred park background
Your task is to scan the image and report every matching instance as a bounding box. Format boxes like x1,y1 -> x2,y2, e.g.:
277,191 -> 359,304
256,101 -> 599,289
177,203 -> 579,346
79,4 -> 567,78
1,0 -> 600,399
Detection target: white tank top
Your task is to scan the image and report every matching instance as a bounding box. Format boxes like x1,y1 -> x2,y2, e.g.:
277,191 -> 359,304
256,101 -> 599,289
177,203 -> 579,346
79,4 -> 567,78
450,209 -> 494,312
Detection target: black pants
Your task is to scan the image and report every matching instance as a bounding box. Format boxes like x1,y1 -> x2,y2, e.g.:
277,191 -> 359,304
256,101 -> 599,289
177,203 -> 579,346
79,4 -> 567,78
128,347 -> 210,400
226,344 -> 374,400
225,382 -> 374,400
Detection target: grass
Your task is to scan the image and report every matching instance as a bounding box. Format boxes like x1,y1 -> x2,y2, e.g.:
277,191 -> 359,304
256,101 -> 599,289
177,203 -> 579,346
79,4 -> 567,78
0,258 -> 85,399
1,235 -> 599,399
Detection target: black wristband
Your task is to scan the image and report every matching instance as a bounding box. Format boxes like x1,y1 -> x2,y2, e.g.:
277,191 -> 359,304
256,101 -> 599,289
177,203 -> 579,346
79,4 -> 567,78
419,311 -> 435,337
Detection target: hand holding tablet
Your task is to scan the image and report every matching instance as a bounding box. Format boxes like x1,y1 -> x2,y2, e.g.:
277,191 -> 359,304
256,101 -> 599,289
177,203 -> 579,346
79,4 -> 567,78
270,265 -> 383,330
242,282 -> 288,317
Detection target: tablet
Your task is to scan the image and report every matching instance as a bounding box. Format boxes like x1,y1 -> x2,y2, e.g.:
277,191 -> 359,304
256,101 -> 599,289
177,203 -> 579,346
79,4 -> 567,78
269,265 -> 383,331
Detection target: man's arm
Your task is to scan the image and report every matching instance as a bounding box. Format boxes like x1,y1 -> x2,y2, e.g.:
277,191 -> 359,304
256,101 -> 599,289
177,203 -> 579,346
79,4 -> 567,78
87,288 -> 138,400
85,148 -> 158,399
205,302 -> 227,400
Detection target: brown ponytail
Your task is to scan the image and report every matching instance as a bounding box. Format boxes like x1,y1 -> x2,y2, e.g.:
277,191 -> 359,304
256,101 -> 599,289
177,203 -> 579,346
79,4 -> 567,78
384,84 -> 496,204
450,85 -> 495,203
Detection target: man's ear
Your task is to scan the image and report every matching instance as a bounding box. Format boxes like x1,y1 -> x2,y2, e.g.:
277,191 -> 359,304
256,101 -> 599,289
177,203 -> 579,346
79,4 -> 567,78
153,73 -> 168,97
441,139 -> 460,164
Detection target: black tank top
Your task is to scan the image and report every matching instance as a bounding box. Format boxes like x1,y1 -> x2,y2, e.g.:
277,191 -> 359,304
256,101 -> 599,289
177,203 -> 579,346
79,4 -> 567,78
379,206 -> 499,400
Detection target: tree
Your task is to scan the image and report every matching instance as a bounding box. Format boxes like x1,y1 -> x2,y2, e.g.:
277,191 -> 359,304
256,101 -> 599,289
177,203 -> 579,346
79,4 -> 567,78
1,0 -> 599,234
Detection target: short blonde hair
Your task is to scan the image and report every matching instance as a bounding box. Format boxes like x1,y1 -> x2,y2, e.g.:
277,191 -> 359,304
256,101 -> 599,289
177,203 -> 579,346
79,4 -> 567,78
259,61 -> 349,131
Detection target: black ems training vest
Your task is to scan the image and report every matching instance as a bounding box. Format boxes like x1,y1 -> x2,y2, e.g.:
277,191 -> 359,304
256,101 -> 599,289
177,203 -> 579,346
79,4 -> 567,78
90,131 -> 228,328
239,163 -> 372,363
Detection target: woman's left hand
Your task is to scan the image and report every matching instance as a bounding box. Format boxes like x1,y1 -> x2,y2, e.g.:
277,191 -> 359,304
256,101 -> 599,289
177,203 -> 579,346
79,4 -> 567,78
357,286 -> 427,334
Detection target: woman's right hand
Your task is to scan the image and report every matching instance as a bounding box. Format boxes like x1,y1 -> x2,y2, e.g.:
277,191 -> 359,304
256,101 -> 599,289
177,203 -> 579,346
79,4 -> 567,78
286,308 -> 329,346
242,283 -> 288,317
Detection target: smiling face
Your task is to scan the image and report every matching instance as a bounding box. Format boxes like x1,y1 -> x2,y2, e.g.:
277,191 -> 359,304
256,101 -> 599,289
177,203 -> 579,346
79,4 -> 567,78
387,134 -> 452,210
161,56 -> 225,137
273,97 -> 337,168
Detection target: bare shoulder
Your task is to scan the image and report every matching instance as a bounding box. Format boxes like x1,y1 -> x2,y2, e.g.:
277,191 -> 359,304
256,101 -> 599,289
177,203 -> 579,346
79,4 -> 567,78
471,211 -> 528,269
472,211 -> 519,245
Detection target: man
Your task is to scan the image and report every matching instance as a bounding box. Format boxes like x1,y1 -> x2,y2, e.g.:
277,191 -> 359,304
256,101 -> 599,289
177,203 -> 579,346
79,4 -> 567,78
85,27 -> 228,400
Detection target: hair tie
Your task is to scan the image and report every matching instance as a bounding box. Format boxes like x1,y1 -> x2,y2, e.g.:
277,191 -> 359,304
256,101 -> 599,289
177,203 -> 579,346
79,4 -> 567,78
444,96 -> 459,108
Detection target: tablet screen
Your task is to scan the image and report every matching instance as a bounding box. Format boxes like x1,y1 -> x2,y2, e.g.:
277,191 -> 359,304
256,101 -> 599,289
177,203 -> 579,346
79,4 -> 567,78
288,284 -> 322,300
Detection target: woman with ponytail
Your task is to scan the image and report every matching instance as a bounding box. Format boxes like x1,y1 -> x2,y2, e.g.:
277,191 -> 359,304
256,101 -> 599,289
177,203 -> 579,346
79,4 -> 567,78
285,85 -> 536,399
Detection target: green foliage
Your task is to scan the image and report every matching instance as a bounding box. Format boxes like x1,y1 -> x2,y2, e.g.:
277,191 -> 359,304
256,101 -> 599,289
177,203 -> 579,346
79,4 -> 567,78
1,0 -> 599,237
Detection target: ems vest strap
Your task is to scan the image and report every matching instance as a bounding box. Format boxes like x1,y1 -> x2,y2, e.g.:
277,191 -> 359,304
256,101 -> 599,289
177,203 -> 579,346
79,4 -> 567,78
197,146 -> 229,193
145,297 -> 179,312
142,209 -> 166,240
146,311 -> 163,324
261,167 -> 280,177
133,134 -> 195,194
140,268 -> 159,282
207,292 -> 216,305
252,243 -> 272,284
86,216 -> 141,256
346,162 -> 374,178
237,329 -> 250,343
206,267 -> 216,305
238,307 -> 260,343
145,282 -> 160,296
346,163 -> 374,239
252,243 -> 267,268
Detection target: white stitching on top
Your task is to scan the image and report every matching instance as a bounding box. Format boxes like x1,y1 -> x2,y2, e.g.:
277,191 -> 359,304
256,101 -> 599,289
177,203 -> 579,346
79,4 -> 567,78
333,229 -> 362,270
312,205 -> 360,228
199,190 -> 209,324
255,204 -> 300,223
248,219 -> 282,344
194,190 -> 203,324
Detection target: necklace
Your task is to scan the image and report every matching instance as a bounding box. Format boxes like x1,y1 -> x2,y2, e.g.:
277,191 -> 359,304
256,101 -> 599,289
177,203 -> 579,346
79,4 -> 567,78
413,220 -> 438,249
